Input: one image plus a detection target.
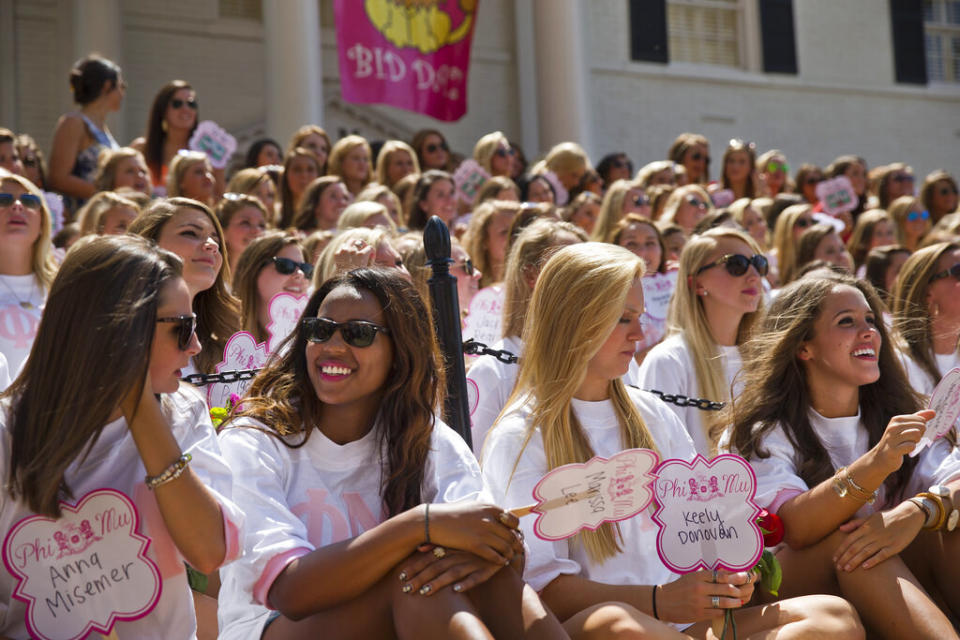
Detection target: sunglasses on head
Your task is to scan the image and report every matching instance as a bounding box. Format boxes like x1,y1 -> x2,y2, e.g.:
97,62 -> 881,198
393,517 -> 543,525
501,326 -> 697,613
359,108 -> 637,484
170,98 -> 198,110
0,192 -> 43,210
907,210 -> 930,222
930,263 -> 960,283
272,256 -> 314,278
425,142 -> 449,153
302,317 -> 389,348
157,314 -> 197,351
794,217 -> 814,229
494,147 -> 516,158
697,253 -> 769,277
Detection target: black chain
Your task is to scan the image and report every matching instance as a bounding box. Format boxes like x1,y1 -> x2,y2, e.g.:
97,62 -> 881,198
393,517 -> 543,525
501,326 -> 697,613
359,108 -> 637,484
463,339 -> 519,364
644,390 -> 725,411
181,368 -> 261,386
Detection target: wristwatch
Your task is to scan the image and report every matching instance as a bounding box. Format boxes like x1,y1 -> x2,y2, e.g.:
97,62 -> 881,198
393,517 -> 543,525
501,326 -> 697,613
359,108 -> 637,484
928,485 -> 959,532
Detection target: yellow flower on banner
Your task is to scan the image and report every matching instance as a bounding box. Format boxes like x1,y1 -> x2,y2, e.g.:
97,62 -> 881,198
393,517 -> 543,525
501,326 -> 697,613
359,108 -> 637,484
365,0 -> 476,54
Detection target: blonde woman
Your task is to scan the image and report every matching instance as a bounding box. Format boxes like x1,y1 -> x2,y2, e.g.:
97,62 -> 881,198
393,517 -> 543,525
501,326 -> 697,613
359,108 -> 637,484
227,167 -> 278,224
166,151 -> 215,206
473,131 -> 513,177
659,184 -> 712,236
215,193 -> 269,277
562,191 -> 602,236
76,190 -> 140,236
891,242 -> 960,395
356,182 -> 403,226
846,209 -> 896,272
756,149 -> 790,197
728,198 -> 768,251
473,175 -> 520,207
590,179 -> 651,242
482,243 -> 857,639
637,229 -> 767,455
286,124 -> 331,173
466,219 -> 586,455
336,200 -> 396,232
93,146 -> 151,195
636,160 -> 677,189
769,203 -> 815,286
463,200 -> 520,288
532,142 -> 591,193
375,140 -> 420,189
889,195 -> 931,252
328,135 -> 373,196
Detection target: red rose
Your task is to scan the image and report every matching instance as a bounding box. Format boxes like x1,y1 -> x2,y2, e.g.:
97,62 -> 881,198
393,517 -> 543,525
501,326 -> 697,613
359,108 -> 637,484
757,509 -> 785,547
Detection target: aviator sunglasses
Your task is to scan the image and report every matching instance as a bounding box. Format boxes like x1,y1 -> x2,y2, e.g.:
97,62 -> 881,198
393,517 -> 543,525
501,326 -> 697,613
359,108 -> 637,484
272,256 -> 315,278
157,314 -> 198,351
302,317 -> 390,348
0,192 -> 43,210
697,253 -> 769,277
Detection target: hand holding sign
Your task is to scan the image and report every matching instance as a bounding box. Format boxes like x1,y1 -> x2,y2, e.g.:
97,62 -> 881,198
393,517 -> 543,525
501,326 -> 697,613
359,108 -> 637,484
510,448 -> 659,541
452,159 -> 490,205
816,176 -> 859,217
911,367 -> 960,457
2,490 -> 161,640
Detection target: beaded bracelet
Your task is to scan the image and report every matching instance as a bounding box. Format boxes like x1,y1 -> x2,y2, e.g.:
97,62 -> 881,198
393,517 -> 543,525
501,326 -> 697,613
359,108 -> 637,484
145,453 -> 192,490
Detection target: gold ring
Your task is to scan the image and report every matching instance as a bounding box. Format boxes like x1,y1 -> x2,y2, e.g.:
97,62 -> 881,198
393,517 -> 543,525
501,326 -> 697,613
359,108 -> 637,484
433,546 -> 446,559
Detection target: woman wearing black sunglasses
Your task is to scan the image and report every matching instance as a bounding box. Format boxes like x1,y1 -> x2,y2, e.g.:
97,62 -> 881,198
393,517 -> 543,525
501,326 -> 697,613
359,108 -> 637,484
217,267 -> 568,640
411,129 -> 454,172
233,232 -> 311,345
0,235 -> 243,639
131,80 -> 200,193
637,229 -> 767,456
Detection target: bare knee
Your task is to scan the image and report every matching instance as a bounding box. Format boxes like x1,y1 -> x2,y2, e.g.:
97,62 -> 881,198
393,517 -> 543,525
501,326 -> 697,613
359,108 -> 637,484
567,602 -> 673,640
783,594 -> 865,640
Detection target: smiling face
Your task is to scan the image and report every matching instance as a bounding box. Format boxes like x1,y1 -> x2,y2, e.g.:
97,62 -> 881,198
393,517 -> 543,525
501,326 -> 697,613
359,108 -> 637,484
0,179 -> 43,252
315,182 -> 353,230
156,208 -> 223,297
420,133 -> 449,170
223,205 -> 267,259
798,284 -> 881,394
582,279 -> 645,397
342,145 -> 371,184
164,88 -> 198,132
306,285 -> 393,423
113,155 -> 150,194
618,222 -> 661,273
256,244 -> 309,329
903,200 -> 931,242
299,134 -> 330,168
149,277 -> 201,394
421,179 -> 456,224
386,150 -> 415,185
287,156 -> 319,197
526,177 -> 554,204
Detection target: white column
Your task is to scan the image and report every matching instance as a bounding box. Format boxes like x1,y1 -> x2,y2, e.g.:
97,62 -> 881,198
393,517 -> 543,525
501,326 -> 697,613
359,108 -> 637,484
531,0 -> 592,157
72,0 -> 124,140
263,0 -> 323,144
513,0 -> 540,160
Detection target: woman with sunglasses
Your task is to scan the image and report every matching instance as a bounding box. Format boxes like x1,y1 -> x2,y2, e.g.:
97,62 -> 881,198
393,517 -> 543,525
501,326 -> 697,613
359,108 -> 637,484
793,164 -> 824,206
216,193 -> 269,279
920,171 -> 959,223
48,55 -> 123,211
0,173 -> 58,376
658,185 -> 713,237
411,129 -> 454,172
0,235 -> 242,639
756,150 -> 790,198
889,196 -> 930,252
637,229 -> 766,456
667,133 -> 711,185
481,243 -> 858,639
216,267 -> 567,639
232,232 -> 311,345
890,243 -> 960,396
727,272 -> 960,639
131,81 -> 206,194
589,179 -> 651,242
473,131 -> 514,178
130,197 -> 241,376
874,164 -> 916,211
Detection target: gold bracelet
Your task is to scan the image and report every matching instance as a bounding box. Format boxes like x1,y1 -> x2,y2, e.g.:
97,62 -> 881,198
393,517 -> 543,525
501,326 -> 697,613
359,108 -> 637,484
842,467 -> 877,504
145,453 -> 192,490
916,491 -> 946,530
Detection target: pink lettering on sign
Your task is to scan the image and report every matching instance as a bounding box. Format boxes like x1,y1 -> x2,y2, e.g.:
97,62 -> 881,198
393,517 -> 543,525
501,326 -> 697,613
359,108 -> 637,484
266,292 -> 308,354
333,0 -> 479,122
462,285 -> 504,346
1,489 -> 162,640
207,331 -> 269,409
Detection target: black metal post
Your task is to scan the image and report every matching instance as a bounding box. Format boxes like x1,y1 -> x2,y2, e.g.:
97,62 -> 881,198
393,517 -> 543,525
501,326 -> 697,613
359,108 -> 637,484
424,216 -> 472,449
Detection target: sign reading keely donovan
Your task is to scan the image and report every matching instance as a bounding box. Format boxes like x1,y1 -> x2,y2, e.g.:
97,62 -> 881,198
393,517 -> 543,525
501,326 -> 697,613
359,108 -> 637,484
652,454 -> 763,574
334,0 -> 479,121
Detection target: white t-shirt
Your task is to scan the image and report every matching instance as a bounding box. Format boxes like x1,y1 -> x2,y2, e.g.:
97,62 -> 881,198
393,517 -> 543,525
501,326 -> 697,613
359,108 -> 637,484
481,387 -> 697,601
0,353 -> 9,392
901,349 -> 960,398
637,333 -> 742,456
0,274 -> 45,376
741,409 -> 960,518
467,335 -> 523,457
0,386 -> 243,640
217,417 -> 489,640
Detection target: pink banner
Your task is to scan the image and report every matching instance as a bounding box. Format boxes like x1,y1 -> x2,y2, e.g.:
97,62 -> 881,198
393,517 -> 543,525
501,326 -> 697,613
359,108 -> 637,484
334,0 -> 478,122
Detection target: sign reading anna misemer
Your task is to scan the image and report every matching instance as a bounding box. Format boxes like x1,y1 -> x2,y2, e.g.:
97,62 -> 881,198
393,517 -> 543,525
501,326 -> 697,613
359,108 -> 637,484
334,0 -> 479,121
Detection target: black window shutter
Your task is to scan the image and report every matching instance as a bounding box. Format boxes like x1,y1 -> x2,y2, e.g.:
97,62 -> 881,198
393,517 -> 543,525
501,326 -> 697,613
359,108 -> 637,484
629,0 -> 668,64
889,0 -> 927,84
759,0 -> 798,74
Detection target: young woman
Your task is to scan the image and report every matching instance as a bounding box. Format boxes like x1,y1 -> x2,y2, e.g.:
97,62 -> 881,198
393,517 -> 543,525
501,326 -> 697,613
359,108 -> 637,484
293,176 -> 352,233
728,273 -> 960,639
658,185 -> 712,236
0,235 -> 242,639
328,135 -> 373,197
794,164 -> 824,206
411,129 -> 453,172
638,229 -> 766,456
562,191 -> 602,236
401,235 -> 482,326
920,170 -> 959,223
93,147 -> 151,195
336,201 -> 395,232
875,164 -> 915,211
132,80 -> 201,192
76,190 -> 140,236
667,133 -> 710,185
216,193 -> 269,278
889,195 -> 931,252
227,168 -> 278,223
467,219 -> 586,454
473,176 -> 520,208
482,243 -> 861,640
825,156 -> 868,218
769,203 -> 815,286
517,173 -> 557,205
637,161 -> 677,190
166,151 -> 215,207
891,242 -> 960,395
720,139 -> 758,200
130,197 -> 241,375
532,142 -> 591,194
232,232 -> 310,344
728,198 -> 769,251
473,131 -> 514,178
796,224 -> 853,275
590,179 -> 651,242
375,140 -> 420,190
756,149 -> 790,198
595,152 -> 634,190
864,245 -> 911,308
48,55 -> 123,209
463,200 -> 519,288
244,137 -> 283,169
356,183 -> 403,226
846,210 -> 895,273
312,227 -> 409,286
287,125 -> 331,174
0,173 -> 58,375
406,170 -> 456,231
278,148 -> 322,229
216,268 -> 566,640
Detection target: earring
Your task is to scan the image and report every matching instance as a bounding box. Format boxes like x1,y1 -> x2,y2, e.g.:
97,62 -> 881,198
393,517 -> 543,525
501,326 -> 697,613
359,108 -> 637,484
161,120 -> 169,133
699,290 -> 708,297
932,302 -> 941,318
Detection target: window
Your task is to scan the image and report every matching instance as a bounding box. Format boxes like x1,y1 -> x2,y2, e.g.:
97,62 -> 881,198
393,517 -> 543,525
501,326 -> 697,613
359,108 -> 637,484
924,0 -> 960,81
667,0 -> 742,67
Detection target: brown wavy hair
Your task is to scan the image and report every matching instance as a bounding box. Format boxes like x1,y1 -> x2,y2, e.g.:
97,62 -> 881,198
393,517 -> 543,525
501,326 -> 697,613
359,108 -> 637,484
142,80 -> 197,184
229,267 -> 445,516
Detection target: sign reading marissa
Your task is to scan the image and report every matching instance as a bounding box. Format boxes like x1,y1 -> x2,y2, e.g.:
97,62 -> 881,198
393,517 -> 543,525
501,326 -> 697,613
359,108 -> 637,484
334,0 -> 478,121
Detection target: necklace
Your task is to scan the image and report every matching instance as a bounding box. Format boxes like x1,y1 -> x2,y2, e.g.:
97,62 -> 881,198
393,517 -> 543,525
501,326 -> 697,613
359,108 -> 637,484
0,275 -> 38,310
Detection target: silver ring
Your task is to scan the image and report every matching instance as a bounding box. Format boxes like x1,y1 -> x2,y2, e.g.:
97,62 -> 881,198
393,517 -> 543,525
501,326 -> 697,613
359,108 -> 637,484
712,569 -> 719,583
711,595 -> 720,609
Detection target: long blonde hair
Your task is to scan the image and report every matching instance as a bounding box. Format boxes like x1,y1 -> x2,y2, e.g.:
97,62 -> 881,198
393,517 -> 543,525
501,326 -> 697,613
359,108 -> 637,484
502,243 -> 657,562
590,179 -> 639,242
771,203 -> 812,285
668,228 -> 765,446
